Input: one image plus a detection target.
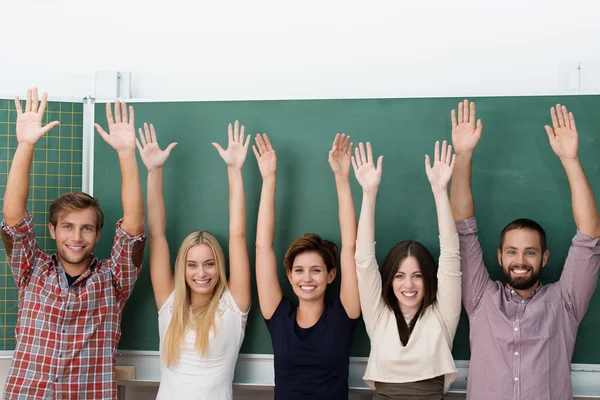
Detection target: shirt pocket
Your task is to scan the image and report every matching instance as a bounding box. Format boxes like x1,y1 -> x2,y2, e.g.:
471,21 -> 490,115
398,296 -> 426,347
524,301 -> 557,338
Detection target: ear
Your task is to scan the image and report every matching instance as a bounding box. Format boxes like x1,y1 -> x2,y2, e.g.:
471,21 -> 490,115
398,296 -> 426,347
327,268 -> 337,284
286,269 -> 293,284
541,250 -> 549,268
48,223 -> 56,240
95,229 -> 102,243
497,248 -> 502,266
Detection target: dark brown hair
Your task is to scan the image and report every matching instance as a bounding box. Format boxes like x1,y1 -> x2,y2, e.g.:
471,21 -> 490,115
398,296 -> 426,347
49,191 -> 104,232
499,218 -> 547,253
284,233 -> 338,272
381,240 -> 437,346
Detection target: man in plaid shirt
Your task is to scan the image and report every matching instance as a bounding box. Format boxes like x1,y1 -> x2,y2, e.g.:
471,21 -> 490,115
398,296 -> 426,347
1,88 -> 146,399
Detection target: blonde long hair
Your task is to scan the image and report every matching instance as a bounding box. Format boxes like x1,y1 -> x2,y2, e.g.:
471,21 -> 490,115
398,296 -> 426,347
162,231 -> 227,367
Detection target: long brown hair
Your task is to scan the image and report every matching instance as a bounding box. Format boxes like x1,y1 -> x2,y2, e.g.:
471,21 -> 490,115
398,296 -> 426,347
380,240 -> 437,346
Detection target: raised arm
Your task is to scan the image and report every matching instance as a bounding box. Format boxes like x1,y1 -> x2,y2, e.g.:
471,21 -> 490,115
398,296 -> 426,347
328,134 -> 360,318
136,124 -> 178,310
212,121 -> 251,312
3,88 -> 59,226
545,105 -> 600,238
94,101 -> 144,236
352,142 -> 385,336
449,100 -> 483,221
425,141 -> 462,330
253,134 -> 282,319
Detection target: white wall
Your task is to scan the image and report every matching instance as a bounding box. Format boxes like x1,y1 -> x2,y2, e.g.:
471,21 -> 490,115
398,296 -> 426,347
1,0 -> 599,100
0,1 -> 599,398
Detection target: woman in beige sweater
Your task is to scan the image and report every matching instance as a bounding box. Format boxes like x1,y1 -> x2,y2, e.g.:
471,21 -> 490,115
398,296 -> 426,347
352,140 -> 461,399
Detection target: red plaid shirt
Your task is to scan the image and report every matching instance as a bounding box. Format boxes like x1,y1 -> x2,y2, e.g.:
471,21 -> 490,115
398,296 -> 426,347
0,213 -> 146,400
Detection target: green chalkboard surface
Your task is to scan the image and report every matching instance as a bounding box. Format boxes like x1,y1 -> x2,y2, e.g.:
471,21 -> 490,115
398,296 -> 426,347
93,95 -> 600,363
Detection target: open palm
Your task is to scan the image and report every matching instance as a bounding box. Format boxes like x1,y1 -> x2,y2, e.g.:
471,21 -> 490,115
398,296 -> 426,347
545,104 -> 578,160
95,101 -> 136,153
136,123 -> 177,170
425,140 -> 455,193
14,88 -> 59,145
328,133 -> 353,177
212,120 -> 250,169
352,142 -> 383,193
451,100 -> 483,155
253,133 -> 277,179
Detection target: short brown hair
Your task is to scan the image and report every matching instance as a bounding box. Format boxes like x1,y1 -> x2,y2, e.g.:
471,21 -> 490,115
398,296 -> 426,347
499,218 -> 547,253
49,191 -> 104,232
381,240 -> 438,346
283,233 -> 338,272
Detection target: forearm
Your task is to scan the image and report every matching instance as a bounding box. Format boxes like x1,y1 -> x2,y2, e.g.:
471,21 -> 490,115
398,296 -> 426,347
147,168 -> 166,239
119,151 -> 144,235
335,176 -> 357,246
228,167 -> 246,238
3,143 -> 35,225
433,189 -> 458,238
256,177 -> 276,248
562,158 -> 600,238
449,153 -> 475,221
357,190 -> 377,243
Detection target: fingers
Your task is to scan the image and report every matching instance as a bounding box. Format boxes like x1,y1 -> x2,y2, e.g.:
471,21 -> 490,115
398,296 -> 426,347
463,100 -> 469,123
252,145 -> 260,160
342,134 -> 350,152
240,124 -> 245,144
469,101 -> 476,124
425,154 -> 431,174
25,88 -> 32,113
165,142 -> 178,154
476,119 -> 483,133
451,109 -> 457,129
440,140 -> 447,163
212,142 -> 225,156
544,125 -> 555,142
457,102 -> 463,124
569,111 -> 576,131
449,153 -> 456,171
446,144 -> 453,165
128,105 -> 134,126
555,104 -> 565,127
14,97 -> 22,115
41,121 -> 59,135
144,123 -> 152,145
332,133 -> 340,150
121,101 -> 128,124
351,156 -> 359,173
366,142 -> 374,164
376,155 -> 383,172
95,123 -> 110,143
138,128 -> 147,146
244,134 -> 251,148
150,123 -> 157,144
560,105 -> 570,129
434,140 -> 440,163
233,120 -> 240,143
106,102 -> 115,125
347,142 -> 354,157
255,134 -> 266,155
228,123 -> 234,144
135,138 -> 143,153
549,106 -> 559,129
38,92 -> 48,115
359,142 -> 367,165
262,133 -> 273,151
31,88 -> 39,113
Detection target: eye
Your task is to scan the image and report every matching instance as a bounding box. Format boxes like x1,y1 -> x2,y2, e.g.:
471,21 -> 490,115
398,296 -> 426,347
507,250 -> 516,255
395,274 -> 404,279
312,268 -> 322,273
83,226 -> 93,231
186,263 -> 197,268
414,274 -> 423,279
63,225 -> 71,230
526,250 -> 536,256
205,262 -> 215,268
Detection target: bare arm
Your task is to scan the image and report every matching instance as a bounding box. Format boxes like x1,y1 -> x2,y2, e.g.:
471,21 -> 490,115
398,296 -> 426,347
449,100 -> 483,221
136,124 -> 178,310
253,134 -> 282,319
3,88 -> 59,226
95,101 -> 144,236
545,105 -> 600,238
328,134 -> 360,318
213,121 -> 251,312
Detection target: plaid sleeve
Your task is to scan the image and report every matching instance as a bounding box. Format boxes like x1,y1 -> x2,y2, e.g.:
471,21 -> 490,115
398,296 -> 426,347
0,213 -> 42,289
109,218 -> 146,304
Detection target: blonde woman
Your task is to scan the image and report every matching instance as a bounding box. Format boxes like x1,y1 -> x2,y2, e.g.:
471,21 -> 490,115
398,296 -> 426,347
136,122 -> 251,400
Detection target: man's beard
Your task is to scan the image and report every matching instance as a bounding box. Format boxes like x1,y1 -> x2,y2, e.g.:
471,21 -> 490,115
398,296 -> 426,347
501,261 -> 542,290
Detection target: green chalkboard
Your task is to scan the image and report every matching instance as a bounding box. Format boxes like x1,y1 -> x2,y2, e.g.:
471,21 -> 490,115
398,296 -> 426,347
93,95 -> 600,363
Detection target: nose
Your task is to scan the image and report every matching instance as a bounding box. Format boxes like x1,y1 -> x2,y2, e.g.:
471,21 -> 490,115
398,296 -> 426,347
516,252 -> 525,264
404,277 -> 416,289
74,228 -> 83,241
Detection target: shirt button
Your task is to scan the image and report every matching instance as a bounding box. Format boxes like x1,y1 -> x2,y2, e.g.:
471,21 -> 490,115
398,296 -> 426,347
515,352 -> 519,356
62,328 -> 66,334
514,327 -> 519,331
55,376 -> 60,382
514,377 -> 519,382
58,353 -> 63,358
521,300 -> 525,304
511,290 -> 515,294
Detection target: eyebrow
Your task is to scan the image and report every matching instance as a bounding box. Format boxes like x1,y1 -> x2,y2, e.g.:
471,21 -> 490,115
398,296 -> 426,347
505,246 -> 539,251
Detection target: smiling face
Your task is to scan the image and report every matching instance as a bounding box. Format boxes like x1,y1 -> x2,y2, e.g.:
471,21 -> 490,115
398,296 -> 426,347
287,251 -> 336,303
184,243 -> 219,300
48,207 -> 100,273
392,256 -> 425,315
498,228 -> 548,291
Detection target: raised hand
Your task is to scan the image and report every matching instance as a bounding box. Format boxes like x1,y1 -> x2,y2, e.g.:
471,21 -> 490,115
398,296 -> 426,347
94,100 -> 136,153
253,133 -> 277,180
328,133 -> 353,178
135,123 -> 177,171
451,100 -> 483,155
351,142 -> 383,193
212,120 -> 251,169
14,88 -> 59,145
545,104 -> 578,161
425,140 -> 456,194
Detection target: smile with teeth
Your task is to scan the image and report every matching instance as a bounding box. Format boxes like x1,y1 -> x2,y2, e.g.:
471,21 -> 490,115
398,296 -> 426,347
65,244 -> 85,252
192,279 -> 211,286
511,268 -> 530,275
402,291 -> 418,298
300,285 -> 316,292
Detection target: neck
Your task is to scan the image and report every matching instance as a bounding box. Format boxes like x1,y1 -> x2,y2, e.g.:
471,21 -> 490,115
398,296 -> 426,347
189,290 -> 213,308
508,281 -> 540,299
297,298 -> 326,326
58,255 -> 89,277
399,303 -> 421,318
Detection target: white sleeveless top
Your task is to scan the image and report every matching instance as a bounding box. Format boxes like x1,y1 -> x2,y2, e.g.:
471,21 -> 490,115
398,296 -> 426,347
156,288 -> 248,400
